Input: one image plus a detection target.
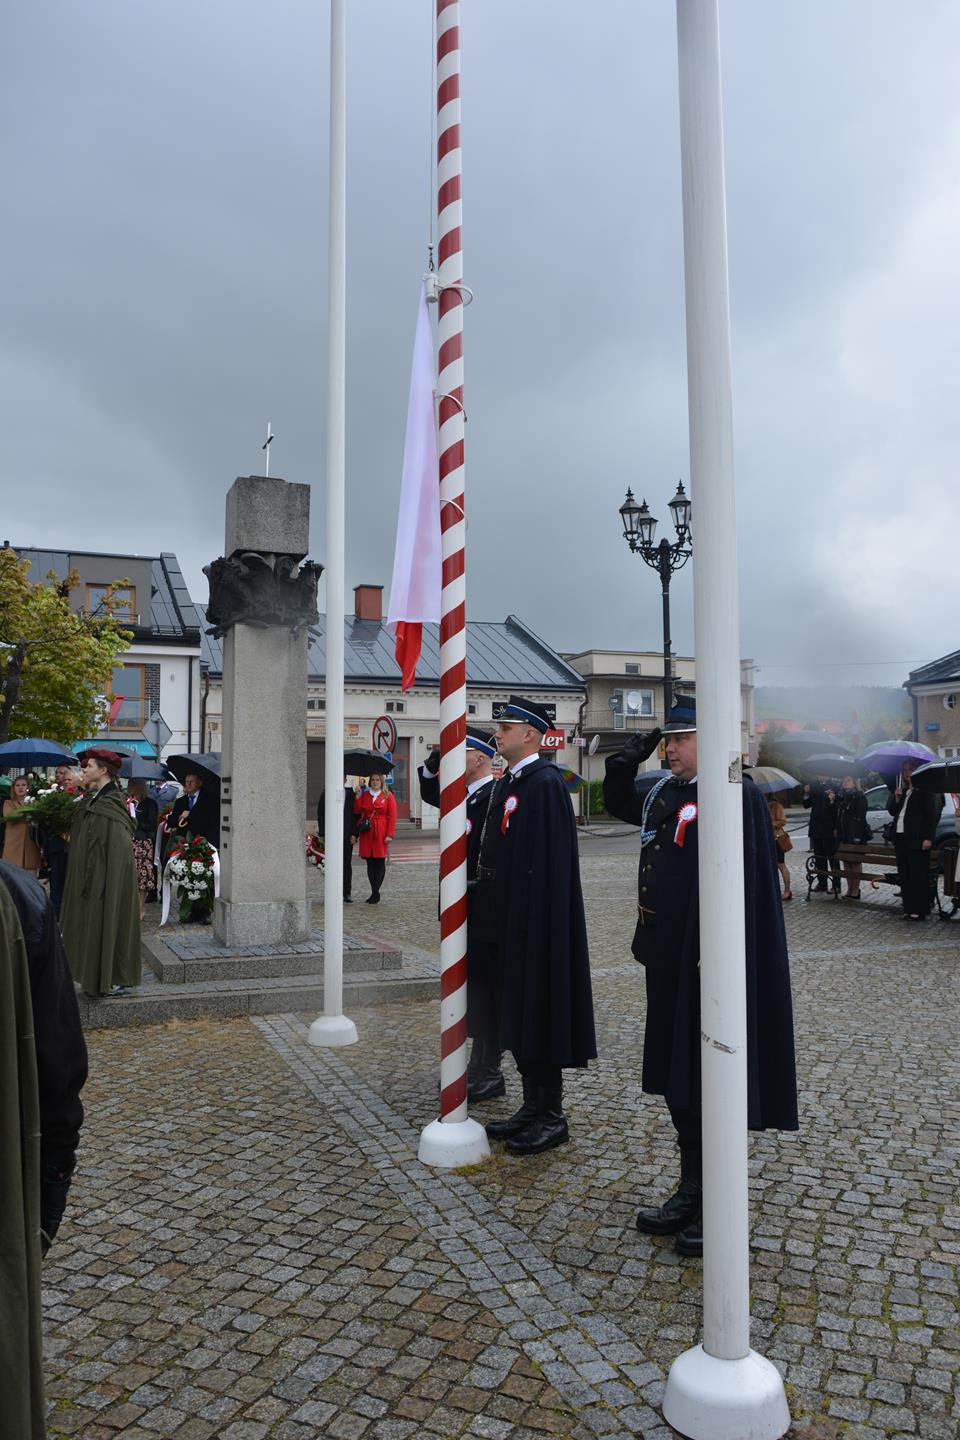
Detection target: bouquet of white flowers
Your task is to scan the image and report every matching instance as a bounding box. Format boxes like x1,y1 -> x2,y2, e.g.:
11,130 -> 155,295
165,835 -> 217,920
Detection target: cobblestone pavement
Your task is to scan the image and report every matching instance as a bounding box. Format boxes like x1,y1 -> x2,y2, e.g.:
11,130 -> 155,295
44,849 -> 959,1438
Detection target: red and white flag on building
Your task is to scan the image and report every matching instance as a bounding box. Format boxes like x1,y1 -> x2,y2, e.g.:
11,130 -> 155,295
387,283 -> 441,690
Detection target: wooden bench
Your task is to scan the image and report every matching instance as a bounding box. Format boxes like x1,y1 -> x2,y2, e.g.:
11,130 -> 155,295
805,841 -> 945,914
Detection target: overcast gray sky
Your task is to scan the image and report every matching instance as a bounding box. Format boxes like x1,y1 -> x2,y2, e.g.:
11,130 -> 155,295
3,2 -> 958,686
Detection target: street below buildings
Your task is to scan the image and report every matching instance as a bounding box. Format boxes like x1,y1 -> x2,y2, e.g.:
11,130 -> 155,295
45,847 -> 959,1440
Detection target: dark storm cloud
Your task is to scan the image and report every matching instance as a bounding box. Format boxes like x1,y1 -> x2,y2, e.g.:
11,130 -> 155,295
3,2 -> 958,685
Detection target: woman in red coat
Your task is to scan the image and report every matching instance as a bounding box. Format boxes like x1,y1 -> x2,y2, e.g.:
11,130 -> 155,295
354,773 -> 397,904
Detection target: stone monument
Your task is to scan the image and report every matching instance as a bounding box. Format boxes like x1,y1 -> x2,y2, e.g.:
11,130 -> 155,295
205,475 -> 321,947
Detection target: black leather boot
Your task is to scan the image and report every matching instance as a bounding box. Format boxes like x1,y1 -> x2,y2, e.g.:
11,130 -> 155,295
505,1080 -> 569,1155
486,1072 -> 538,1141
468,1039 -> 506,1102
674,1211 -> 703,1257
635,1146 -> 702,1235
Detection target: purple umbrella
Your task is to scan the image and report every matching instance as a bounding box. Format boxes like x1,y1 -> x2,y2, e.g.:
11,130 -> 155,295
857,740 -> 937,776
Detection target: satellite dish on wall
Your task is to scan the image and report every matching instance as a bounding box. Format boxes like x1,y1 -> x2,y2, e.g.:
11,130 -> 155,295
625,690 -> 642,715
588,734 -> 601,756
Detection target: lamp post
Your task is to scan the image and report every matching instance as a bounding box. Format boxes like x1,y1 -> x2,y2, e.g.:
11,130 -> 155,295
619,481 -> 692,728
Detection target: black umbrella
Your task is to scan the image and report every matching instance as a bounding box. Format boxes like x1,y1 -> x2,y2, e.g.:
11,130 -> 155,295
908,760 -> 960,794
119,756 -> 170,780
343,748 -> 395,777
773,731 -> 854,760
165,752 -> 221,785
802,753 -> 859,780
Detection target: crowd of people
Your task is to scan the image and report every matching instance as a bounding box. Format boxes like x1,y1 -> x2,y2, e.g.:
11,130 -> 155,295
801,761 -> 945,918
0,750 -> 223,990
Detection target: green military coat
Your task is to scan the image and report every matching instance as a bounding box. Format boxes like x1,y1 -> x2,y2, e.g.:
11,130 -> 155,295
0,881 -> 45,1439
60,783 -> 141,995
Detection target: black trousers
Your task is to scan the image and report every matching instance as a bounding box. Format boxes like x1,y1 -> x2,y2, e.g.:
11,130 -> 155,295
669,1104 -> 702,1153
467,939 -> 501,1047
516,1059 -> 561,1090
343,841 -> 353,899
365,857 -> 386,898
47,852 -> 69,917
811,841 -> 840,889
894,838 -> 932,916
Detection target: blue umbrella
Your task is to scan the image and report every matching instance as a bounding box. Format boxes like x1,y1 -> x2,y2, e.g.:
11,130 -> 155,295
857,740 -> 937,775
0,737 -> 79,769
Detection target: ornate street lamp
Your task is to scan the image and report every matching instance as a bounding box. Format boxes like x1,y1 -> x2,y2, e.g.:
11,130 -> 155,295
619,481 -> 693,732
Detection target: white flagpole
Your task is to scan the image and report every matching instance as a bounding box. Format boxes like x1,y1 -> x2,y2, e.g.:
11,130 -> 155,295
662,3 -> 789,1437
309,0 -> 357,1050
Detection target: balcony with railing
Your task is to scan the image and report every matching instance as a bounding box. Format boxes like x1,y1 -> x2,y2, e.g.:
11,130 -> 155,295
582,706 -> 661,733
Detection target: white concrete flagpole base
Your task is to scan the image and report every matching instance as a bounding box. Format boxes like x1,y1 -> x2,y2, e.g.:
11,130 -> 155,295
418,1117 -> 490,1168
663,1346 -> 790,1440
308,1014 -> 358,1048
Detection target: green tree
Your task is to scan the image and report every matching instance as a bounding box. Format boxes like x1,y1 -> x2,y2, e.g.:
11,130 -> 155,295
0,548 -> 132,745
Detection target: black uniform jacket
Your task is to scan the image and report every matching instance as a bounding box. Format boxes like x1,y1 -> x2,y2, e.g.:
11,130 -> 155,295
169,787 -> 220,849
478,758 -> 596,1068
419,764 -> 496,954
888,787 -> 940,849
603,757 -> 798,1131
0,861 -> 87,1174
418,766 -> 495,885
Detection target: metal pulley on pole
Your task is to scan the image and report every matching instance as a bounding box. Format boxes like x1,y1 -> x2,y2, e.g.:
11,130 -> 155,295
661,2 -> 789,1436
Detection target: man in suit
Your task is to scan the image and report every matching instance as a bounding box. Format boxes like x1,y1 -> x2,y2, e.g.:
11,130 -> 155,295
419,728 -> 503,1100
169,771 -> 220,850
317,783 -> 358,902
168,771 -> 220,924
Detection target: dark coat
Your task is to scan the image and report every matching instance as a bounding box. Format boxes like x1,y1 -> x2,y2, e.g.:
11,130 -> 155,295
479,758 -> 596,1068
802,785 -> 838,843
169,786 -> 220,849
133,795 -> 159,842
418,765 -> 495,884
0,862 -> 87,1179
317,787 -> 357,843
888,786 -> 940,849
836,787 -> 869,844
60,784 -> 141,995
604,756 -> 798,1131
0,879 -> 45,1439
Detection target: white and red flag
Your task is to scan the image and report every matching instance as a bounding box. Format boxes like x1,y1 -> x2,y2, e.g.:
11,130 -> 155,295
387,283 -> 441,690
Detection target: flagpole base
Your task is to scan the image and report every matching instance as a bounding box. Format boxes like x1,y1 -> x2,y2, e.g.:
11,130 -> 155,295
663,1346 -> 790,1440
418,1117 -> 490,1169
308,1014 -> 358,1047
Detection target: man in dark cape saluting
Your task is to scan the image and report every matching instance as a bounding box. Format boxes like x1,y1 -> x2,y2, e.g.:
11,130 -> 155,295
419,727 -> 504,1101
479,698 -> 596,1155
604,695 -> 798,1257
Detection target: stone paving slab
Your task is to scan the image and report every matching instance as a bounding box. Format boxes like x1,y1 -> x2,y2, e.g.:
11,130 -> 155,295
142,932 -> 403,985
44,848 -> 960,1438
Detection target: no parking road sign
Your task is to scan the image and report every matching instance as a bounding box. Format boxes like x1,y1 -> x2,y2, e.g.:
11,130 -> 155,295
372,714 -> 398,754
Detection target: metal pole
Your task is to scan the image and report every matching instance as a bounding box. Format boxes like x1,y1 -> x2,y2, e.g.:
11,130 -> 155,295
309,0 -> 357,1050
662,2 -> 789,1436
418,0 -> 489,1167
660,546 -> 673,723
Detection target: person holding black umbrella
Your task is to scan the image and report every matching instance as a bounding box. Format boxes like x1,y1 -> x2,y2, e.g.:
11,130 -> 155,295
169,770 -> 220,850
889,760 -> 940,920
802,782 -> 840,893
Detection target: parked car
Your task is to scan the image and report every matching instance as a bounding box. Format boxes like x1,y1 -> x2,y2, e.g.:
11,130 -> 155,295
864,785 -> 960,847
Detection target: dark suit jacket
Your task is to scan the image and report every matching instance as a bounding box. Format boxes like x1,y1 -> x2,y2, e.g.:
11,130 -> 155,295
317,788 -> 357,843
889,787 -> 940,848
169,787 -> 220,849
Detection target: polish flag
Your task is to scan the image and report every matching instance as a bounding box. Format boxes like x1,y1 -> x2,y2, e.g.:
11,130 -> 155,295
108,696 -> 124,724
387,284 -> 441,691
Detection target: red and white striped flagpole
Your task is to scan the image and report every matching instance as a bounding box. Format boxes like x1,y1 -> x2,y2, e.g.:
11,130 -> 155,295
419,0 -> 489,1169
